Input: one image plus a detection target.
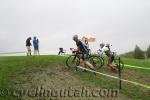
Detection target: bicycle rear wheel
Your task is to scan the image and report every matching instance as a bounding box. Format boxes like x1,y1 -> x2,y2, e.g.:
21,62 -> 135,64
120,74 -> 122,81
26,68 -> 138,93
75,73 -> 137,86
100,57 -> 105,67
89,55 -> 103,70
66,55 -> 80,69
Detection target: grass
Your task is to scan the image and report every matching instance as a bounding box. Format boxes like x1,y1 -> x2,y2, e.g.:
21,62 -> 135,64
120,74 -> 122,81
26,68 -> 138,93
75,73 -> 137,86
0,55 -> 149,100
0,55 -> 66,100
122,57 -> 150,68
121,57 -> 150,74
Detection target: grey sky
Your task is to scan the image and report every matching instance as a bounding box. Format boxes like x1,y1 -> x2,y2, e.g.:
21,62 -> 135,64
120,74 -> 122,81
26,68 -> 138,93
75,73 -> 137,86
0,0 -> 150,54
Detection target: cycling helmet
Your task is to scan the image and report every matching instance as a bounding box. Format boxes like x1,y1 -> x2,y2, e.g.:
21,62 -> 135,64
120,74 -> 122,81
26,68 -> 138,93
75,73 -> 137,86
73,35 -> 78,41
106,43 -> 110,47
100,43 -> 105,47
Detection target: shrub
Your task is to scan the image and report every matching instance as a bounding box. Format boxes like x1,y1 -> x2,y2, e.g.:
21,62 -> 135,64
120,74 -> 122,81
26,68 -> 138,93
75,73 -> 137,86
146,45 -> 150,58
133,45 -> 145,59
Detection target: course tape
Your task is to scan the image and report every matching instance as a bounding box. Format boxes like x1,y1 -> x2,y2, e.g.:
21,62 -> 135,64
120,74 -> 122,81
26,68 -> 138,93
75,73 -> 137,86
125,64 -> 150,70
77,66 -> 150,89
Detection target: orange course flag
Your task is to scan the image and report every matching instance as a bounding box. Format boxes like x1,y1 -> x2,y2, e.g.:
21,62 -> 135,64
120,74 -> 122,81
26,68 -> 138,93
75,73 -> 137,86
81,34 -> 96,42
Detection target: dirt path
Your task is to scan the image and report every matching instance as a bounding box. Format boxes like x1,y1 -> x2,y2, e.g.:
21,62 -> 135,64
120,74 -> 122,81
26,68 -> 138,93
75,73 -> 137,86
9,65 -> 131,100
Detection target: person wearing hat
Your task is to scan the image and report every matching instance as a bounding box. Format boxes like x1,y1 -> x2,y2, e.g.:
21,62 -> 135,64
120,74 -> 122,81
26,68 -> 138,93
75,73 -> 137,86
73,35 -> 95,70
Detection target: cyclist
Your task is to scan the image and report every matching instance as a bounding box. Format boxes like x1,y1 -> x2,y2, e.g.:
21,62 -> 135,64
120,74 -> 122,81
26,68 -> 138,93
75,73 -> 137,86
73,35 -> 95,70
100,43 -> 117,70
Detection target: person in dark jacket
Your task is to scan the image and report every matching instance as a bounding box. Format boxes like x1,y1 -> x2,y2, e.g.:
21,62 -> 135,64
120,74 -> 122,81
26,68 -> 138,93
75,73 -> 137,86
73,35 -> 95,70
26,37 -> 32,56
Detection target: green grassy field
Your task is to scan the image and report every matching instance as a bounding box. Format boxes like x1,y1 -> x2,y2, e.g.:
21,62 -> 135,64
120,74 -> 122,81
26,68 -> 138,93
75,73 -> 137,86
0,55 -> 149,100
121,57 -> 150,74
122,58 -> 150,68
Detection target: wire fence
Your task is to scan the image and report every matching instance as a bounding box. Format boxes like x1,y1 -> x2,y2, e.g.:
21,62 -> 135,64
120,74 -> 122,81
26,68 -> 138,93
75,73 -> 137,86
77,66 -> 150,89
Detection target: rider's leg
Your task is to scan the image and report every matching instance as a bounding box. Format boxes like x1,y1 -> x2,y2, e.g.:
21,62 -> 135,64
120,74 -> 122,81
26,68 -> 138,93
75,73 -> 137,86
107,55 -> 113,69
80,54 -> 89,68
83,53 -> 95,69
108,55 -> 117,70
85,61 -> 94,69
80,59 -> 85,67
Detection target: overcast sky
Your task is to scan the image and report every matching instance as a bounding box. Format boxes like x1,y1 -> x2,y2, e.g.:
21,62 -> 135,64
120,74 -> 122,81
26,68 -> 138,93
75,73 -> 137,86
0,0 -> 150,54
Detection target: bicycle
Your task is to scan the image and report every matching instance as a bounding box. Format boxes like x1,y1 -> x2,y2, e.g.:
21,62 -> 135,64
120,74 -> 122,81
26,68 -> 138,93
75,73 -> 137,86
66,51 -> 103,70
95,50 -> 124,72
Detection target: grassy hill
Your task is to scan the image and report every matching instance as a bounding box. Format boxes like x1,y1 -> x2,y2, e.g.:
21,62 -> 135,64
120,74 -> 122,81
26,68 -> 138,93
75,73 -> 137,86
0,55 -> 149,100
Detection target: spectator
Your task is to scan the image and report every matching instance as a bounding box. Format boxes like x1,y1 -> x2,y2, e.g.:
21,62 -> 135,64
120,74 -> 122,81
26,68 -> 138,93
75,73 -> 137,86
84,39 -> 89,49
33,36 -> 39,56
26,37 -> 32,56
84,39 -> 91,55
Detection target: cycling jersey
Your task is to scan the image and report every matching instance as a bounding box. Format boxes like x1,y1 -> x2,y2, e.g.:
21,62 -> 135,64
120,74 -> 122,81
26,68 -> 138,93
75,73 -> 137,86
101,46 -> 109,55
76,40 -> 88,54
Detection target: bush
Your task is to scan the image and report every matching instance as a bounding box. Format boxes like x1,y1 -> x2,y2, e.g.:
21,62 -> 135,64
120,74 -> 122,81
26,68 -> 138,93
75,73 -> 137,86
146,45 -> 150,58
133,45 -> 145,59
120,51 -> 134,58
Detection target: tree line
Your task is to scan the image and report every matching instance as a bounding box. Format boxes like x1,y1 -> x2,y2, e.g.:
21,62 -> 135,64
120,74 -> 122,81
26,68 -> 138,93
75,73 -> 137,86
134,45 -> 150,59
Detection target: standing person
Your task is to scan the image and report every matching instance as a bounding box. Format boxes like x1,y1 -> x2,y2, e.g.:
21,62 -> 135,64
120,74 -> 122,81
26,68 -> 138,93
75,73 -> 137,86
26,37 -> 32,56
33,36 -> 39,56
84,39 -> 89,49
73,35 -> 95,70
84,39 -> 91,55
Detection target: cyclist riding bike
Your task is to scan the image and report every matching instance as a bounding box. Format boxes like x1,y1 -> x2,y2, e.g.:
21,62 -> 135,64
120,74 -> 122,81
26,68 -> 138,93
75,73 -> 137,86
73,35 -> 95,70
100,43 -> 117,70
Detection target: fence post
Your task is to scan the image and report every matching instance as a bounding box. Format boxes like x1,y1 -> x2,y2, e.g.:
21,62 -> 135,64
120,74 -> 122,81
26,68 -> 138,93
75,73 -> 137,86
119,57 -> 122,89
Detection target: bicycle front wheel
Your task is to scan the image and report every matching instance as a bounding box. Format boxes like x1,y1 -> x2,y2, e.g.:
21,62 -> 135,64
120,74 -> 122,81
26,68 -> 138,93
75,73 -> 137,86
89,55 -> 103,70
66,55 -> 80,69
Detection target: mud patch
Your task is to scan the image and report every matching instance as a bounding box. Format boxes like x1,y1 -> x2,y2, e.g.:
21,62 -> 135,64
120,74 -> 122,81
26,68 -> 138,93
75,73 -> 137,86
9,65 -> 130,100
